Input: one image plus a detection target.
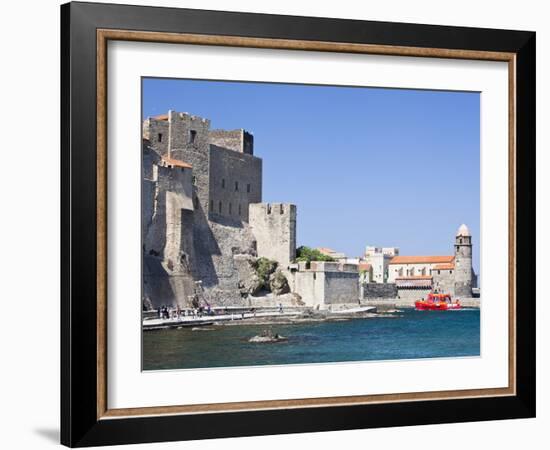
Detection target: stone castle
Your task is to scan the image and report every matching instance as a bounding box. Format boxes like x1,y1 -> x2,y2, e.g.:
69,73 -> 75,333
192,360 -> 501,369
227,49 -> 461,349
142,110 -> 302,309
142,110 -> 476,310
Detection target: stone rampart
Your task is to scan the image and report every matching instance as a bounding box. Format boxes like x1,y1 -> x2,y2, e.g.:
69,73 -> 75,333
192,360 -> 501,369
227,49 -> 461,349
361,282 -> 398,299
397,288 -> 432,301
290,262 -> 359,308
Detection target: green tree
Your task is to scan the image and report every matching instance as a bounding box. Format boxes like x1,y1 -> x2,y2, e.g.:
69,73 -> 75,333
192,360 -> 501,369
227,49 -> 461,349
295,246 -> 335,263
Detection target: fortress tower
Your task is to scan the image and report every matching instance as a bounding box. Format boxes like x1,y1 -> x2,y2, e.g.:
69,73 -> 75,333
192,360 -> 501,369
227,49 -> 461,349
143,111 -> 262,222
454,224 -> 473,297
249,203 -> 297,268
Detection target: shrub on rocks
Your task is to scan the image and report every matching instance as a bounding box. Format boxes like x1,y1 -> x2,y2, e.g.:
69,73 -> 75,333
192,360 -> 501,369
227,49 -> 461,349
252,257 -> 278,289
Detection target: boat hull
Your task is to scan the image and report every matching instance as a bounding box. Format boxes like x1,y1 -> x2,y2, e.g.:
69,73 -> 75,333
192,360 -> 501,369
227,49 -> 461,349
415,301 -> 461,311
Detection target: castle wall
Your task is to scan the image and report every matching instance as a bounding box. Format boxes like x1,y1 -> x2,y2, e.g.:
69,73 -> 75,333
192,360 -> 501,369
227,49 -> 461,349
142,179 -> 156,248
142,162 -> 196,309
142,141 -> 161,179
290,262 -> 359,308
209,129 -> 254,155
208,145 -> 262,222
206,219 -> 257,290
292,270 -> 325,308
361,282 -> 398,299
143,118 -> 169,156
209,129 -> 243,153
249,203 -> 296,268
324,271 -> 360,304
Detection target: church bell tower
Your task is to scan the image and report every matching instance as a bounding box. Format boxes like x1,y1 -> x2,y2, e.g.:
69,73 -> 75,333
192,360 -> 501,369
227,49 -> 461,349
454,224 -> 473,298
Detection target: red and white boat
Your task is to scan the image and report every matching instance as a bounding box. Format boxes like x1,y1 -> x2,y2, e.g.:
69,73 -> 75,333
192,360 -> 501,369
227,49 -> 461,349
415,293 -> 461,311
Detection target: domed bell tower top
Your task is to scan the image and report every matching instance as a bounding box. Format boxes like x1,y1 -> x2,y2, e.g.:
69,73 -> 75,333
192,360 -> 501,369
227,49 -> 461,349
455,223 -> 472,251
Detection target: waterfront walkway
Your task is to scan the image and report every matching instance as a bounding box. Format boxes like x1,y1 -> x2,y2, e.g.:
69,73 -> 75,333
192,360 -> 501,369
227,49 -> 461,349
143,306 -> 377,331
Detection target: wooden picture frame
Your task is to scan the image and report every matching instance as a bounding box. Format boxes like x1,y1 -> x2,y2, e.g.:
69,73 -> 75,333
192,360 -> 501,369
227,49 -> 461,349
61,1 -> 535,447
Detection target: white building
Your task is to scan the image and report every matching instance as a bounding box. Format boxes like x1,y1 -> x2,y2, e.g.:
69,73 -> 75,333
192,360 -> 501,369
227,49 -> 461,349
363,246 -> 399,283
358,262 -> 373,282
386,255 -> 455,288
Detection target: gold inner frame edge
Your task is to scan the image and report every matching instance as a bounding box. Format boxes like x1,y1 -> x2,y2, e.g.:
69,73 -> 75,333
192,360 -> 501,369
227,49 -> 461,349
95,29 -> 517,420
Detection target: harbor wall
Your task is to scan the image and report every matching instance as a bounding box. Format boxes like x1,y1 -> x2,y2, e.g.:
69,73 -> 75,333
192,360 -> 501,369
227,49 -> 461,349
291,270 -> 324,308
397,288 -> 432,301
324,271 -> 360,305
290,262 -> 360,308
362,282 -> 398,299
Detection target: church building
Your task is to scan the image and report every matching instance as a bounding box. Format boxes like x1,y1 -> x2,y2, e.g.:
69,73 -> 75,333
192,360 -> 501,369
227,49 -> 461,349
386,224 -> 476,297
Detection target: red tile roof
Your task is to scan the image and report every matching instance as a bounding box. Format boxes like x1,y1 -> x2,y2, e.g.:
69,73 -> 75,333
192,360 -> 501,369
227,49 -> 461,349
395,275 -> 433,280
358,263 -> 372,271
161,156 -> 192,169
151,114 -> 169,121
389,255 -> 454,265
434,263 -> 455,270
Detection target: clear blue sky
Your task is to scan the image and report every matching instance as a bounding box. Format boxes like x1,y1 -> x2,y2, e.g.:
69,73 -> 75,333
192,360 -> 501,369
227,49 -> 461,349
143,78 -> 480,273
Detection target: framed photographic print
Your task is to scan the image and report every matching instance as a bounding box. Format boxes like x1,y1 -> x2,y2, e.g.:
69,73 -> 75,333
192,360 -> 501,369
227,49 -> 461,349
61,1 -> 536,447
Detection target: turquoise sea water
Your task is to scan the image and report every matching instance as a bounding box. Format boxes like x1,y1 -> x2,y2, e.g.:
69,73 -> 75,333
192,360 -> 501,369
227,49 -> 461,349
142,308 -> 480,370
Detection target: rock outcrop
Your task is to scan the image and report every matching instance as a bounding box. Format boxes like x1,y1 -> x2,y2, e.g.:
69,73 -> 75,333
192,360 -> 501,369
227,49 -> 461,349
269,270 -> 290,295
235,255 -> 263,296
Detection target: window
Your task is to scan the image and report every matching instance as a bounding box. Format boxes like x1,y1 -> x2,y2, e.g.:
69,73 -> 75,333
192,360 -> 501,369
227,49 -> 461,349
235,181 -> 239,191
209,200 -> 213,212
238,204 -> 242,216
193,197 -> 198,208
218,201 -> 222,214
229,203 -> 232,215
189,130 -> 197,144
247,183 -> 251,193
158,133 -> 163,142
192,176 -> 196,185
222,178 -> 225,189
